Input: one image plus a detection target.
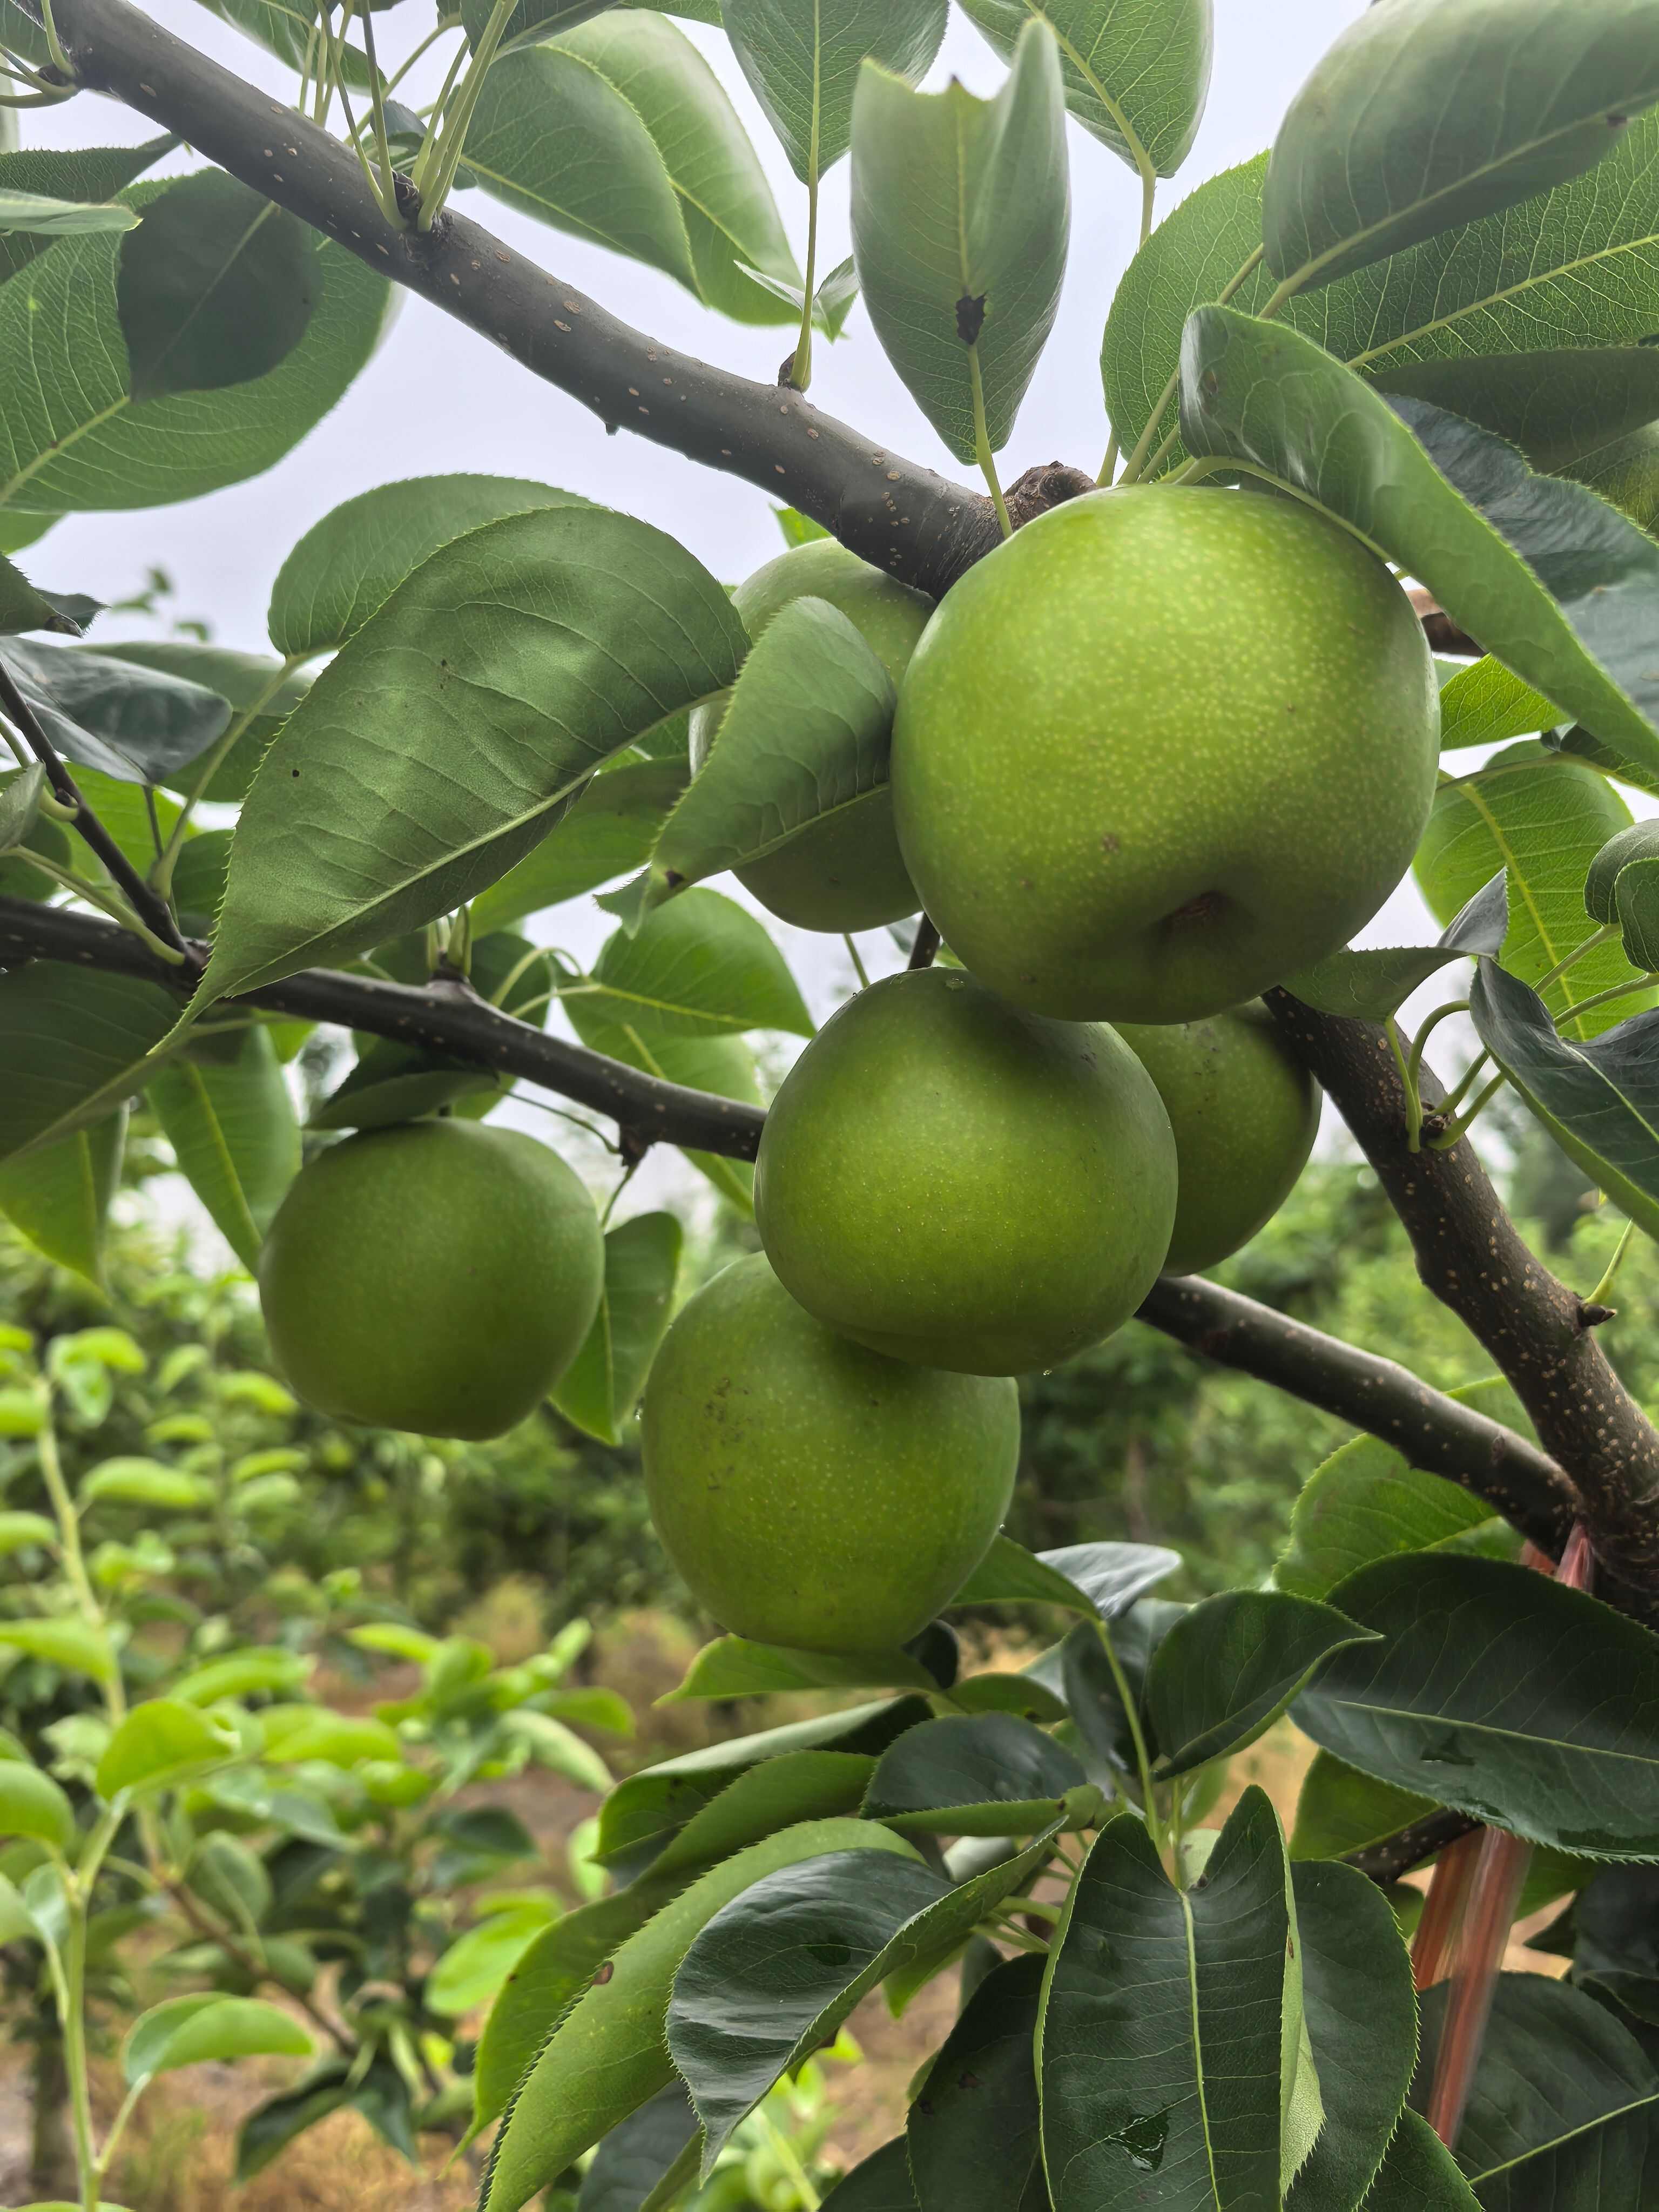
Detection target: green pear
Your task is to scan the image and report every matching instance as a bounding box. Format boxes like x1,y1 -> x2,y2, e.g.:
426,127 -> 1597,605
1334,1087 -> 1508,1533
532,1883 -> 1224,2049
891,486 -> 1439,1023
1116,1005 -> 1319,1275
258,1120 -> 603,1439
640,1253 -> 1019,1651
754,968 -> 1177,1374
690,539 -> 932,931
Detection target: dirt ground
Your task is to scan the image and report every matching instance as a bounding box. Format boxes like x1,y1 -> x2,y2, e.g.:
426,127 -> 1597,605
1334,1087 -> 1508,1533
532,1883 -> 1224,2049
0,1610 -> 1568,2209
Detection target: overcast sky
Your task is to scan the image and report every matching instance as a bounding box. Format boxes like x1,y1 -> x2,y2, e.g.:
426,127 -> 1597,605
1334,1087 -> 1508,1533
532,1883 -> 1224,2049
24,0 -> 1491,1231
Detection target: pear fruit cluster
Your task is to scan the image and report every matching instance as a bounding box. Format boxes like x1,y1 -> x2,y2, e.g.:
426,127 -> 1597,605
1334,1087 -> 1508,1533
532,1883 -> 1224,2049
259,483 -> 1435,1660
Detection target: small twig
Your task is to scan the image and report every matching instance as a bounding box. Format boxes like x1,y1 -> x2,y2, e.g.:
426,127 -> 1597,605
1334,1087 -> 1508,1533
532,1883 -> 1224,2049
0,661 -> 191,961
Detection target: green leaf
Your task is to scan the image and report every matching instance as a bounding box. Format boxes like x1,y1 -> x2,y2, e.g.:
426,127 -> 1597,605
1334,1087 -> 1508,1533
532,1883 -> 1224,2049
949,1533 -> 1110,1611
468,15 -> 799,326
862,1712 -> 1090,1836
1040,1788 -> 1301,2212
194,507 -> 744,1002
171,1646 -> 312,1704
267,473 -> 591,660
235,2054 -> 415,2181
1276,1377 -> 1527,1602
907,1953 -> 1046,2212
577,2083 -> 699,2212
1417,744 -> 1653,1038
1417,1971 -> 1659,2201
80,1459 -> 213,1512
0,554 -> 86,637
647,1750 -> 877,1883
958,0 -> 1211,178
1285,1861 -> 1416,2212
948,1671 -> 1068,1723
0,1110 -> 125,1288
632,598 -> 897,918
1146,1590 -> 1375,1778
1439,656 -> 1564,754
1283,868 -> 1509,1022
824,2141 -> 919,2212
148,1027 -> 299,1271
0,188 -> 388,517
498,1710 -> 612,1792
849,21 -> 1068,462
562,1007 -> 760,1209
723,0 -> 947,180
1586,819 -> 1659,923
0,637 -> 231,784
124,1993 -> 311,2085
0,189 -> 138,239
479,1818 -> 920,2211
1028,1539 -> 1183,1621
1365,2108 -> 1481,2211
471,758 -> 690,934
1470,957 -> 1659,1237
1263,0 -> 1659,294
95,1699 -> 235,1800
663,1636 -> 938,1703
0,1761 -> 74,1851
552,1210 -> 682,1446
668,1824 -> 1059,2171
260,1708 -> 401,1767
115,171 -> 313,402
1373,346 -> 1659,477
1103,114 -> 1659,480
185,1829 -> 272,1932
1181,308 -> 1659,784
579,888 -> 812,1042
592,1697 -> 927,1870
0,138 -> 172,288
1296,1552 -> 1659,1857
0,1510 -> 58,1557
0,968 -> 180,1168
111,643 -> 312,806
427,1898 -> 559,2017
1289,1752 -> 1439,1865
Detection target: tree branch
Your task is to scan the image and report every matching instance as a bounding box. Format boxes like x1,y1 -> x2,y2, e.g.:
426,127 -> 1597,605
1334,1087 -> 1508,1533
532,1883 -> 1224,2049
1343,1808 -> 1481,1886
1267,989 -> 1659,1613
43,0 -> 1051,598
1136,1274 -> 1580,1556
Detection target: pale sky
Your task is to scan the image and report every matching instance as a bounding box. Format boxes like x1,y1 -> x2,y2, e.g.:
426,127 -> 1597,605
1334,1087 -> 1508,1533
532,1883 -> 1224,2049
23,0 -> 1503,1236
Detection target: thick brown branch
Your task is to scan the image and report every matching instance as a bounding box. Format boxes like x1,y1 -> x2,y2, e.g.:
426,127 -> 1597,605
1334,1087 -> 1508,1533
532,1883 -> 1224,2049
1344,1808 -> 1481,1885
45,0 -> 1036,597
0,896 -> 767,1157
1268,989 -> 1659,1613
1137,1274 -> 1579,1555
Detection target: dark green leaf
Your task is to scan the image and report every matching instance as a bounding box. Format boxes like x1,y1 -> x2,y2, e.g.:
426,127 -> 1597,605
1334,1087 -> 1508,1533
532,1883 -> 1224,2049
1296,1553 -> 1659,1857
147,1027 -> 298,1270
1040,1788 -> 1300,2211
0,965 -> 177,1167
0,138 -> 172,288
631,597 -> 897,919
1418,745 -> 1652,1038
1276,1377 -> 1527,1602
577,2082 -> 697,2212
824,2141 -> 919,2212
0,197 -> 388,516
863,1713 -> 1090,1836
649,1751 -> 879,1883
468,15 -> 799,325
97,642 -> 312,806
1147,1590 -> 1375,1777
948,1672 -> 1068,1724
0,552 -> 86,636
236,2055 -> 415,2181
663,1636 -> 937,1703
117,171 -> 314,401
1056,1600 -> 1188,1772
0,636 -> 230,784
1284,868 -> 1508,1021
724,0 -> 947,180
578,888 -> 813,1042
1574,1865 -> 1659,1977
668,1825 -> 1059,2170
1183,311 -> 1659,783
1364,2109 -> 1481,2211
1373,347 -> 1659,476
1586,820 -> 1659,923
0,1110 -> 125,1287
960,0 -> 1209,179
1263,0 -> 1659,293
1285,1860 -> 1417,2212
1416,1971 -> 1659,2206
849,21 -> 1068,462
1469,956 -> 1659,1239
552,1211 -> 683,1446
481,1818 -> 921,2210
593,1697 -> 928,1871
1290,1751 -> 1440,1865
195,508 -> 744,1002
267,473 -> 591,660
907,1953 -> 1046,2212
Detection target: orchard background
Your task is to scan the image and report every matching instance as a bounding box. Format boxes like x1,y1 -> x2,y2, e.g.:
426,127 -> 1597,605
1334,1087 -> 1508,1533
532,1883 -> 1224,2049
4,1 -> 1659,2210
